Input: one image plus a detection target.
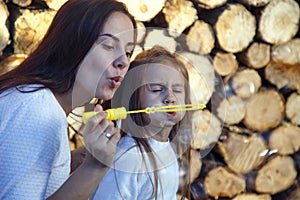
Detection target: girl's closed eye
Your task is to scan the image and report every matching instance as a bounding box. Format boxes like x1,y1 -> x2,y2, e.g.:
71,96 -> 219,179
148,84 -> 165,92
173,87 -> 183,93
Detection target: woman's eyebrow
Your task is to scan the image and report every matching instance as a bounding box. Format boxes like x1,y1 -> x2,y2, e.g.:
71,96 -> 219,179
99,33 -> 135,46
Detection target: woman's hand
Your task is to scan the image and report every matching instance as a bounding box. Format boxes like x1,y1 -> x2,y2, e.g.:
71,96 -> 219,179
83,104 -> 121,168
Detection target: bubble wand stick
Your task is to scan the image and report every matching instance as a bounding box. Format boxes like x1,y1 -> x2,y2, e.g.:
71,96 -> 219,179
83,104 -> 206,123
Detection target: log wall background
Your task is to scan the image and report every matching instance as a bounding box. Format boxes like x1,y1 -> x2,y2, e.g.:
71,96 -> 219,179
1,0 -> 300,199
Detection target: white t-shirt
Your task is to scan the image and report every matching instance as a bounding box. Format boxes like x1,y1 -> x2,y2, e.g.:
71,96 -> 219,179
0,85 -> 70,199
91,134 -> 179,200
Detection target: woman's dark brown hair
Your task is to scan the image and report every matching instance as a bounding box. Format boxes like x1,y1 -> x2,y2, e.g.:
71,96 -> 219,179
0,0 -> 136,94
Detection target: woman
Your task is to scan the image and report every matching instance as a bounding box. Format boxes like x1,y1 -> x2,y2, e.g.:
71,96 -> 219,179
0,0 -> 136,199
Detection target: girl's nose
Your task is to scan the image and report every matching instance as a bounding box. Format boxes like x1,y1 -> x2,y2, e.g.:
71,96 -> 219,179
163,91 -> 176,104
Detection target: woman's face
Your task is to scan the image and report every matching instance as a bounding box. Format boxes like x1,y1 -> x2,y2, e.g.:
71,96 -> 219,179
139,62 -> 186,128
74,12 -> 135,104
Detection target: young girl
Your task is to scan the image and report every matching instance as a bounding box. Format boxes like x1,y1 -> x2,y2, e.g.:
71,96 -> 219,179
91,46 -> 193,200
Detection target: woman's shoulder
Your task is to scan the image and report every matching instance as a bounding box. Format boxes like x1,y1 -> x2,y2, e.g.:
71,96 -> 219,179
0,84 -> 66,127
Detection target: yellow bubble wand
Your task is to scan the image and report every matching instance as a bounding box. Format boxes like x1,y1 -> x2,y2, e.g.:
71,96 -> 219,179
83,104 -> 206,123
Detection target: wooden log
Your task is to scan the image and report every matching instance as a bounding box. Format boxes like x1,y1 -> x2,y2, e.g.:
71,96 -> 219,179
230,69 -> 262,99
117,0 -> 166,22
255,156 -> 297,194
12,0 -> 32,7
177,51 -> 215,104
269,123 -> 300,155
216,95 -> 246,125
135,21 -> 146,44
186,20 -> 215,55
190,110 -> 222,151
0,54 -> 27,76
163,0 -> 198,37
237,42 -> 271,69
218,133 -> 266,174
204,166 -> 246,198
271,38 -> 300,65
179,149 -> 202,189
42,0 -> 68,10
213,52 -> 239,76
190,149 -> 202,183
130,44 -> 143,61
286,92 -> 300,125
215,3 -> 256,53
258,0 -> 300,44
288,187 -> 300,200
0,1 -> 10,56
194,0 -> 227,9
143,28 -> 177,53
236,0 -> 270,7
233,193 -> 271,200
14,9 -> 56,54
243,88 -> 285,131
264,60 -> 300,94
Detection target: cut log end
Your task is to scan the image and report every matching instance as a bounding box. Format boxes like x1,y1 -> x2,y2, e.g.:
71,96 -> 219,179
204,166 -> 246,198
244,89 -> 284,131
255,156 -> 297,194
218,133 -> 266,174
215,4 -> 256,53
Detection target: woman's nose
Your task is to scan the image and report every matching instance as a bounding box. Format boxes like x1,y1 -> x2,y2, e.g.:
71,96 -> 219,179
113,54 -> 129,69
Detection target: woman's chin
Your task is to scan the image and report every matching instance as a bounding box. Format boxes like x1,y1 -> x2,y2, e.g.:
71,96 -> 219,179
96,92 -> 113,101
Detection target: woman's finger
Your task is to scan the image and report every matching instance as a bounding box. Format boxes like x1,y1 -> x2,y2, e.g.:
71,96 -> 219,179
84,111 -> 108,133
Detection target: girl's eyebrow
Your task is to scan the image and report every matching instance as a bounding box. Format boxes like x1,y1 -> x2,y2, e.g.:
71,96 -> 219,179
98,33 -> 135,47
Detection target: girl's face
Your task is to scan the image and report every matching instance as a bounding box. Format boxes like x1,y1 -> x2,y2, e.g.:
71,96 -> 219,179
74,12 -> 135,105
139,62 -> 186,128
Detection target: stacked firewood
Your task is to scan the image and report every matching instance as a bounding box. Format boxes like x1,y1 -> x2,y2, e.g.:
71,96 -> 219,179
1,0 -> 300,199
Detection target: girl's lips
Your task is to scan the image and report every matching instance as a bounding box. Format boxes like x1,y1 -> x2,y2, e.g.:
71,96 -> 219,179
167,112 -> 176,117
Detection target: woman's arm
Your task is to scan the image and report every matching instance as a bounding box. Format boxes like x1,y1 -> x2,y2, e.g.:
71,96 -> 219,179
48,106 -> 121,200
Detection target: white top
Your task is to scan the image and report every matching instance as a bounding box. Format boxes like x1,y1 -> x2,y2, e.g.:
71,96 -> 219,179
91,134 -> 179,200
0,85 -> 70,199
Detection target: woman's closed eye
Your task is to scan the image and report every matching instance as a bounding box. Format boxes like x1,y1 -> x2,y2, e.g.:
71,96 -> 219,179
126,51 -> 133,58
102,43 -> 116,50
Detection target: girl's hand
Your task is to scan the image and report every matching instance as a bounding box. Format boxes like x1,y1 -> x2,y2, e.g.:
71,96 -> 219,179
83,104 -> 121,167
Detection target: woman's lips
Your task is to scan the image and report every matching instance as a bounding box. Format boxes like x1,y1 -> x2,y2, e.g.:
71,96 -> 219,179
109,76 -> 123,88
